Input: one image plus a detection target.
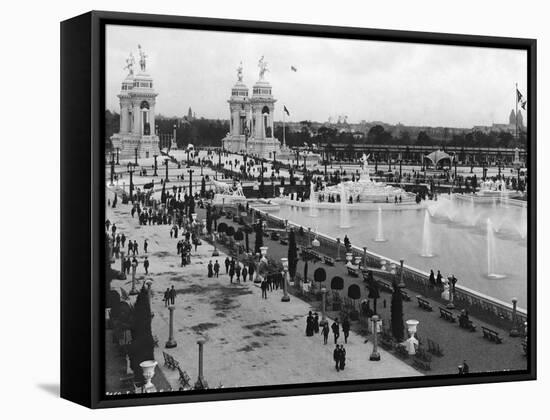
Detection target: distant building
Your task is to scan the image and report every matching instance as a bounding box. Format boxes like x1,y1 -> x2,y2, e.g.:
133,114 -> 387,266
110,45 -> 160,159
222,59 -> 281,159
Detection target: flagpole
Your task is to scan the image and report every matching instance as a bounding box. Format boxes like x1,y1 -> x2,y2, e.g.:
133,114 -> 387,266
283,105 -> 286,149
515,82 -> 518,141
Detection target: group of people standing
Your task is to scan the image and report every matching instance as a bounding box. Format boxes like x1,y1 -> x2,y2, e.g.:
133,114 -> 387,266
305,312 -> 351,372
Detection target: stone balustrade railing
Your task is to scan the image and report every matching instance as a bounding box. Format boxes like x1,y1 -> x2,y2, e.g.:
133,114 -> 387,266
252,206 -> 527,330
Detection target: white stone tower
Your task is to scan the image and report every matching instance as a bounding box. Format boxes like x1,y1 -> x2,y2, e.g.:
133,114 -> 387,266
222,57 -> 280,159
111,45 -> 160,159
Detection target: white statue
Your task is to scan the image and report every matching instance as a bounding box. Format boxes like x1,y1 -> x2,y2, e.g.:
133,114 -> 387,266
124,52 -> 135,75
360,153 -> 371,178
237,61 -> 243,82
138,44 -> 147,72
258,55 -> 269,80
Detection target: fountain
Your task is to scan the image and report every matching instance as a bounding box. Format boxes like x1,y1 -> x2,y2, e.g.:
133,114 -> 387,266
374,207 -> 387,242
339,183 -> 350,228
487,218 -> 505,279
421,210 -> 434,257
519,205 -> 527,239
309,183 -> 318,217
468,195 -> 477,226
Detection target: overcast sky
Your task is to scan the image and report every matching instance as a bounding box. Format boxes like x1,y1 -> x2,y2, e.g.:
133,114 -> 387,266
106,24 -> 527,128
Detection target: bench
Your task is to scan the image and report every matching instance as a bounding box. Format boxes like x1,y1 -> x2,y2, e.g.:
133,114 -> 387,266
417,296 -> 433,312
162,351 -> 180,370
177,367 -> 192,389
412,359 -> 431,371
270,231 -> 280,240
323,255 -> 335,266
279,237 -> 288,245
427,338 -> 444,357
481,326 -> 503,344
400,289 -> 411,302
376,280 -> 394,293
458,316 -> 477,332
439,307 -> 456,323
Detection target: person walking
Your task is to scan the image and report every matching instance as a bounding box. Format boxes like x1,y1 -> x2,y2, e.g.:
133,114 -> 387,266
339,346 -> 346,371
313,313 -> 319,334
242,266 -> 248,282
169,285 -> 176,305
225,257 -> 230,274
261,277 -> 268,299
235,263 -> 241,283
322,322 -> 330,344
143,256 -> 149,274
207,260 -> 213,278
229,264 -> 235,284
342,317 -> 350,344
306,311 -> 314,337
163,288 -> 170,307
248,262 -> 255,282
331,319 -> 340,344
214,260 -> 220,277
333,345 -> 341,372
143,239 -> 148,253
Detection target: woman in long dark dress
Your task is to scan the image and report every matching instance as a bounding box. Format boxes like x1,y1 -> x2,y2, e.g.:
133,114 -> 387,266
305,311 -> 314,336
313,313 -> 319,334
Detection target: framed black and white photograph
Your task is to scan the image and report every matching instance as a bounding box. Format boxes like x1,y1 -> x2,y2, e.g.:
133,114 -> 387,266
60,10 -> 536,409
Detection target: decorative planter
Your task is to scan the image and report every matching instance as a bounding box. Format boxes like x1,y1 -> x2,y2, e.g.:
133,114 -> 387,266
139,360 -> 158,392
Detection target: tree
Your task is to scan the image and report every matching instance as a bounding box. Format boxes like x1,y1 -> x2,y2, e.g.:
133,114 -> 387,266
287,229 -> 298,282
129,287 -> 155,385
254,221 -> 264,254
391,286 -> 404,341
365,270 -> 380,314
416,131 -> 434,146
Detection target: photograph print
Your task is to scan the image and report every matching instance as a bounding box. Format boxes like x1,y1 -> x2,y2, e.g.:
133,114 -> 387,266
103,21 -> 531,396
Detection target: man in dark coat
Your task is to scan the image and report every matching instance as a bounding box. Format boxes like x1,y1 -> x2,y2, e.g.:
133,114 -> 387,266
333,345 -> 341,372
305,311 -> 314,336
235,263 -> 241,283
321,323 -> 330,344
331,319 -> 340,344
163,288 -> 170,307
225,257 -> 230,274
229,264 -> 235,283
242,266 -> 248,282
143,256 -> 149,274
260,277 -> 268,299
207,260 -> 213,278
214,260 -> 220,277
169,285 -> 176,305
342,317 -> 350,344
339,346 -> 346,370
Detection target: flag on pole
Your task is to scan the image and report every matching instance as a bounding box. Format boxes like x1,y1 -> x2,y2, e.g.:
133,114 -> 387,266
284,105 -> 290,116
290,65 -> 297,72
516,88 -> 524,103
516,88 -> 527,110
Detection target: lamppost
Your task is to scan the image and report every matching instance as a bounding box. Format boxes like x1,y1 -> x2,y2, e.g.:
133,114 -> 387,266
369,315 -> 381,361
188,168 -> 194,197
110,154 -> 115,186
320,287 -> 327,326
165,305 -> 177,348
134,147 -> 138,166
194,338 -> 208,389
281,258 -> 290,302
273,151 -> 277,165
335,237 -> 341,261
510,297 -> 520,337
128,166 -> 135,202
115,147 -> 120,165
153,154 -> 158,177
447,275 -> 457,309
164,159 -> 170,182
398,259 -> 406,289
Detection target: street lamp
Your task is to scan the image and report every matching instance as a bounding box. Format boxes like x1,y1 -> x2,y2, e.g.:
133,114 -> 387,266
398,259 -> 406,289
369,315 -> 381,361
164,159 -> 170,182
510,297 -> 520,337
134,147 -> 138,165
165,305 -> 177,348
188,168 -> 194,197
320,287 -> 328,326
128,165 -> 135,202
153,154 -> 158,177
281,257 -> 290,302
115,147 -> 120,165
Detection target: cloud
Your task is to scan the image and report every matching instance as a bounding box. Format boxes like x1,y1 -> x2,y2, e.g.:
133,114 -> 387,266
106,25 -> 527,128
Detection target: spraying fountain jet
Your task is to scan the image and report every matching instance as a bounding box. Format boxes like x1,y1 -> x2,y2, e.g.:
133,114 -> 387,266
339,183 -> 350,229
374,207 -> 387,242
486,218 -> 506,279
309,182 -> 318,218
421,210 -> 434,257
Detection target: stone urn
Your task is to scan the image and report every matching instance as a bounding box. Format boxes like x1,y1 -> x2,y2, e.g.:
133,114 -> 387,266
404,319 -> 419,355
139,360 -> 158,392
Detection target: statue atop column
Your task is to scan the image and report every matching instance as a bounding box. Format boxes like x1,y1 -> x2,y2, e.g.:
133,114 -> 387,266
258,55 -> 268,80
237,61 -> 243,82
360,153 -> 371,180
124,52 -> 135,76
138,44 -> 147,72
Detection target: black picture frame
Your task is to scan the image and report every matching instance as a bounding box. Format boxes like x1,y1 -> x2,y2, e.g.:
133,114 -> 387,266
61,10 -> 536,409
